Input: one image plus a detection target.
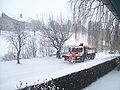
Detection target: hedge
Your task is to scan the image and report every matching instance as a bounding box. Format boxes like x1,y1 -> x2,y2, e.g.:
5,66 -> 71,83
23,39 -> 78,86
21,56 -> 120,90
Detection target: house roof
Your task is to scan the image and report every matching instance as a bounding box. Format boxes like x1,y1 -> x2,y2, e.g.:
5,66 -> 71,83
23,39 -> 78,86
101,0 -> 120,21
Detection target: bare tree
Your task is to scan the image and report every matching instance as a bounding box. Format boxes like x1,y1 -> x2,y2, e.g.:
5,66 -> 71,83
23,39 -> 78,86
8,31 -> 27,64
39,37 -> 55,57
20,34 -> 36,59
27,20 -> 42,57
41,18 -> 72,58
31,36 -> 37,57
8,21 -> 27,64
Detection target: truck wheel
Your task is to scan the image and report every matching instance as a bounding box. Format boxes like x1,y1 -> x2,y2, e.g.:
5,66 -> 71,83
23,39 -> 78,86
91,53 -> 95,59
63,56 -> 69,60
80,56 -> 85,62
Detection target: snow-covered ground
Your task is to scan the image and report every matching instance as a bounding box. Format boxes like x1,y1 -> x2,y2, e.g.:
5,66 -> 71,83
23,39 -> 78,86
0,53 -> 119,90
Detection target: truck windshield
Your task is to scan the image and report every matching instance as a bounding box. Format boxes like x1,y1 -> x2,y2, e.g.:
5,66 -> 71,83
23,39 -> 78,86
72,48 -> 83,52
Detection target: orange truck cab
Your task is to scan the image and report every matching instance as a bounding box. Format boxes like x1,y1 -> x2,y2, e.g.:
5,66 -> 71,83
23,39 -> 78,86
62,44 -> 96,63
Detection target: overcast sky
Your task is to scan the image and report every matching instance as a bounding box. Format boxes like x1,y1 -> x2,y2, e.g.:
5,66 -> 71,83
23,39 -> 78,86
0,0 -> 71,21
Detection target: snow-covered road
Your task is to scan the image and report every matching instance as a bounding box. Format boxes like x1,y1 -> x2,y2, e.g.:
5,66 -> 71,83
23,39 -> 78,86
0,53 -> 119,90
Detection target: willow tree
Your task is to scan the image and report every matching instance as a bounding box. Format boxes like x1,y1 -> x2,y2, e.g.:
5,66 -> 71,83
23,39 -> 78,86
69,0 -> 120,52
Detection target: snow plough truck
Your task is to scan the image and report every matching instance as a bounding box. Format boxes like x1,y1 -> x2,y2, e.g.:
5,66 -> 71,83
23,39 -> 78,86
62,43 -> 96,63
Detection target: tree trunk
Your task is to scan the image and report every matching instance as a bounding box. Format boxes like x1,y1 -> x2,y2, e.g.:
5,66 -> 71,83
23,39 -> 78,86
17,51 -> 20,64
56,50 -> 61,59
33,46 -> 36,57
32,37 -> 36,57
